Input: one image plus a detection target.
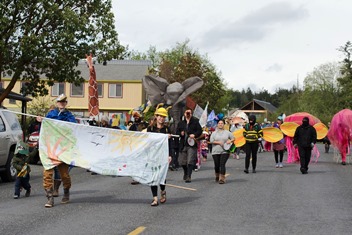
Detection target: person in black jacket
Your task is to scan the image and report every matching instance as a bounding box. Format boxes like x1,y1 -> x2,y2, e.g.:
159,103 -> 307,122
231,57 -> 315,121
176,108 -> 202,183
293,117 -> 317,174
129,111 -> 148,132
147,107 -> 172,206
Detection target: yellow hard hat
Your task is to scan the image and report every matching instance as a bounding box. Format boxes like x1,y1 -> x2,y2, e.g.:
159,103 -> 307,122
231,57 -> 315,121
154,107 -> 168,117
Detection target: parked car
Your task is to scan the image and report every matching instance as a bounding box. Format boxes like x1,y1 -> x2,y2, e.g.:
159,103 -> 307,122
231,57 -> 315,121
0,108 -> 23,182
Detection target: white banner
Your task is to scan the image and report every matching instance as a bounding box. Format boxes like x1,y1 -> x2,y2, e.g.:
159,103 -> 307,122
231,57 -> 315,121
39,119 -> 169,186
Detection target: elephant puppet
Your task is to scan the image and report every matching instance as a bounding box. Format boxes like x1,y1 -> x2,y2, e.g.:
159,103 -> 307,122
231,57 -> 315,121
142,75 -> 204,134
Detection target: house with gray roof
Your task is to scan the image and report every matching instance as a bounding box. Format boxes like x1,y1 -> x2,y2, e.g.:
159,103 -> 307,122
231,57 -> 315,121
240,99 -> 277,119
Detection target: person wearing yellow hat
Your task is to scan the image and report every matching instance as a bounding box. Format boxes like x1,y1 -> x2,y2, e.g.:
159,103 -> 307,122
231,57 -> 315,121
147,106 -> 172,206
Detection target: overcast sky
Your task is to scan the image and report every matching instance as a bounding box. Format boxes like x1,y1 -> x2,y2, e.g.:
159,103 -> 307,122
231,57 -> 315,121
112,0 -> 352,93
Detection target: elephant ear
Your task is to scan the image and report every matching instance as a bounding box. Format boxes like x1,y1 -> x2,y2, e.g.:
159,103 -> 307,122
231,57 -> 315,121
174,76 -> 203,105
143,75 -> 169,106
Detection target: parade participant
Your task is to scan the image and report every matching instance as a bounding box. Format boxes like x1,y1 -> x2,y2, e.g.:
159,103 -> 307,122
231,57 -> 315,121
12,141 -> 37,199
322,122 -> 331,153
194,131 -> 206,172
177,108 -> 202,183
147,107 -> 172,206
129,111 -> 148,132
293,117 -> 317,174
88,117 -> 98,126
129,111 -> 148,184
273,116 -> 285,168
243,115 -> 263,173
210,120 -> 234,184
100,115 -> 110,128
28,115 -> 41,134
200,130 -> 209,162
126,121 -> 133,130
41,94 -> 76,207
230,122 -> 243,159
170,134 -> 180,171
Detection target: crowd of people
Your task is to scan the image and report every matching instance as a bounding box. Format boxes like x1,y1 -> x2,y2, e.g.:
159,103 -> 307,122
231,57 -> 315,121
13,96 -> 325,208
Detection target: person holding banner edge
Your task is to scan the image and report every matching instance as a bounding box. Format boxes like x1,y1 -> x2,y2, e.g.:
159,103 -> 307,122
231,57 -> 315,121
38,94 -> 76,208
147,106 -> 172,206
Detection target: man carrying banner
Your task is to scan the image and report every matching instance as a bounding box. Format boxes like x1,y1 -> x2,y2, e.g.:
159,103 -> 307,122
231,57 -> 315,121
177,108 -> 202,183
40,94 -> 76,208
147,106 -> 172,206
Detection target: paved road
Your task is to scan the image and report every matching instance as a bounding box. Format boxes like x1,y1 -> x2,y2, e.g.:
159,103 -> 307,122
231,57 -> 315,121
1,144 -> 351,235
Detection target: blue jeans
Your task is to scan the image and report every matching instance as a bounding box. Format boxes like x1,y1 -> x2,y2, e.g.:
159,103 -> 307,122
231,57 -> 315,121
54,166 -> 61,180
54,165 -> 74,180
14,174 -> 31,196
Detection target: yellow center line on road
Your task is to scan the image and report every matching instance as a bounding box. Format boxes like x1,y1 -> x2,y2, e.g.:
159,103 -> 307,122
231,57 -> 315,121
165,183 -> 197,191
128,226 -> 146,235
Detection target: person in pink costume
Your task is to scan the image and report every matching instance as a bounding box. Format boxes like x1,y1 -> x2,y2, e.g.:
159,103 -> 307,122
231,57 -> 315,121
327,109 -> 352,165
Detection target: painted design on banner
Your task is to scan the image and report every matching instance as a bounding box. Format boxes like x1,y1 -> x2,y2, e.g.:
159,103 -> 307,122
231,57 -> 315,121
39,119 -> 169,185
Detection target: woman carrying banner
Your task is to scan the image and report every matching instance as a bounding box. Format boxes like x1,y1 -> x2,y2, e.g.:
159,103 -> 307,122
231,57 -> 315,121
147,106 -> 172,206
210,119 -> 234,184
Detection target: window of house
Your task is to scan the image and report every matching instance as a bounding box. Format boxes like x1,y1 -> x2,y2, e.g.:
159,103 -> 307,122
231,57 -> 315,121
98,83 -> 103,97
52,83 -> 65,96
71,83 -> 84,97
108,83 -> 122,98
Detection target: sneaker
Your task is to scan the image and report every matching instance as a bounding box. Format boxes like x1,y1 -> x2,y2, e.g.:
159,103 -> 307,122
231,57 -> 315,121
252,169 -> 256,173
342,161 -> 346,165
279,163 -> 283,168
13,195 -> 19,199
275,163 -> 279,168
244,169 -> 249,174
185,177 -> 191,183
236,154 -> 240,160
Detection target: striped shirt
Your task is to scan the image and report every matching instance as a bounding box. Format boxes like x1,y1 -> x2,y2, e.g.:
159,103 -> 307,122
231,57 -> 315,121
243,123 -> 263,142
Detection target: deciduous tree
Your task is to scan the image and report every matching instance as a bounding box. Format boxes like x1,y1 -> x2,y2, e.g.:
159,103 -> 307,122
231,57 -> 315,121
0,0 -> 127,102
